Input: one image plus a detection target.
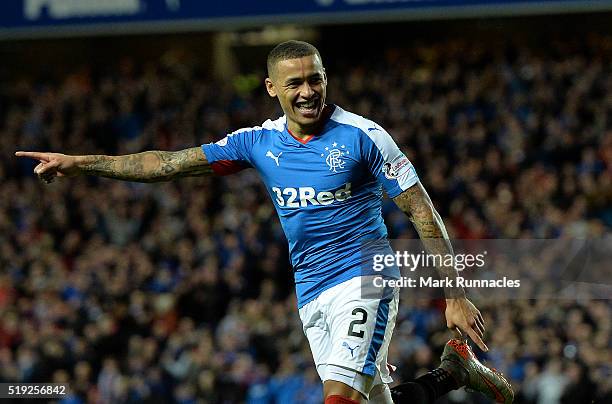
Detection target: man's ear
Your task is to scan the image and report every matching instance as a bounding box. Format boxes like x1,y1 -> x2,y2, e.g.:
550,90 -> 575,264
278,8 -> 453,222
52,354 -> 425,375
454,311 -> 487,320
265,78 -> 277,98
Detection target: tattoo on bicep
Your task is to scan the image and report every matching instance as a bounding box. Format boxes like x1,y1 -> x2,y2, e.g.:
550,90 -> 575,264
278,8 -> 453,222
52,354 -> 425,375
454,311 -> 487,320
170,147 -> 212,178
146,149 -> 208,180
154,152 -> 177,176
139,148 -> 211,180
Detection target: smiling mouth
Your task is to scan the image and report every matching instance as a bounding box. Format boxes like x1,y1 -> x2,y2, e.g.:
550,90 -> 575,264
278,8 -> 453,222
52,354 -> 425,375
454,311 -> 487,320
295,98 -> 320,117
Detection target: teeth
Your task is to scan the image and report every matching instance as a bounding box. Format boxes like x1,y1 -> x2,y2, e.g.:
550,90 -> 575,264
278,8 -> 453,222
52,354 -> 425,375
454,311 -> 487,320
297,100 -> 316,109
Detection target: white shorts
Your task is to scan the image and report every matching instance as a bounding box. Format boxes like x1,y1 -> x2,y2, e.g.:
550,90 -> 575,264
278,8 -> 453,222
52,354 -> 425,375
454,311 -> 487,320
299,276 -> 399,398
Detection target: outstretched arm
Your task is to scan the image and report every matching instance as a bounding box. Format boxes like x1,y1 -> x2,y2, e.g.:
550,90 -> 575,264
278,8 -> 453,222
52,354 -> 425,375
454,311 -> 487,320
393,182 -> 488,351
15,147 -> 212,183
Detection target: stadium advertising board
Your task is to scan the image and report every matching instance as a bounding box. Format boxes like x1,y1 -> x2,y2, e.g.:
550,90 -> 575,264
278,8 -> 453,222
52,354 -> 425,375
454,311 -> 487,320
1,0 -> 612,38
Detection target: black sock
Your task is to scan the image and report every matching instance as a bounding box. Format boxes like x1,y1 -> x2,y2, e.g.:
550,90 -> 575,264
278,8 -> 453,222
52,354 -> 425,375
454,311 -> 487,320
390,381 -> 431,404
416,368 -> 461,402
391,368 -> 460,404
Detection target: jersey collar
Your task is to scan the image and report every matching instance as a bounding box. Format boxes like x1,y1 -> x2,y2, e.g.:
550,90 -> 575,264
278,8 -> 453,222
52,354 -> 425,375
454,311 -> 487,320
286,104 -> 336,145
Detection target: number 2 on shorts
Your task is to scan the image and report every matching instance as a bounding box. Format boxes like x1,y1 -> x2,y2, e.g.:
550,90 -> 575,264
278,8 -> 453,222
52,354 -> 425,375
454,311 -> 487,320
348,308 -> 368,338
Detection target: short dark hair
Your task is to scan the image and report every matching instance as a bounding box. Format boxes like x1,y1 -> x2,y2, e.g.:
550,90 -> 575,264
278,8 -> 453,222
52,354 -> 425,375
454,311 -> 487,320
267,40 -> 322,78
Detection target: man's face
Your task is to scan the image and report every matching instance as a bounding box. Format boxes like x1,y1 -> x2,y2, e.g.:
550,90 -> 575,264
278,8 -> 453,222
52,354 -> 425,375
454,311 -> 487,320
265,54 -> 327,131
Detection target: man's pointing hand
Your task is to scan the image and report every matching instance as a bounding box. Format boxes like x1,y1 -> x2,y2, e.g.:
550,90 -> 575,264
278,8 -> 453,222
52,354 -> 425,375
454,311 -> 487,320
15,151 -> 80,183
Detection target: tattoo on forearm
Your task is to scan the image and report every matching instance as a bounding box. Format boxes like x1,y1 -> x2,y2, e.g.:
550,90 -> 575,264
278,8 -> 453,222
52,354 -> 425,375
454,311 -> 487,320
394,184 -> 465,298
80,147 -> 212,182
83,156 -> 115,175
394,186 -> 444,237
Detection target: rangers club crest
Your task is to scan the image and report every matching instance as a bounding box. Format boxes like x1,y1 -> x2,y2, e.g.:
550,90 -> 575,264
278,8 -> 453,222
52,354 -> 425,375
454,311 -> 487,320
321,142 -> 349,172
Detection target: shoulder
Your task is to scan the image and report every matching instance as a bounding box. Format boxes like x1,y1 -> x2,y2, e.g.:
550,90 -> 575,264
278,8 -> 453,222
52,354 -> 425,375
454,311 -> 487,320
228,115 -> 286,140
330,105 -> 396,150
329,105 -> 381,136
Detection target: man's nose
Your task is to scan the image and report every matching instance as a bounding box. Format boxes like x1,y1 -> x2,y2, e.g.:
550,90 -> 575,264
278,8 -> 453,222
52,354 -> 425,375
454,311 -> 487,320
299,82 -> 315,98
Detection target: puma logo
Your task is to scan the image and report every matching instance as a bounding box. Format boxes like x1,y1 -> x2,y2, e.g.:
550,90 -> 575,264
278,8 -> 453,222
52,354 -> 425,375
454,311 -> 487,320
342,341 -> 360,357
266,150 -> 282,166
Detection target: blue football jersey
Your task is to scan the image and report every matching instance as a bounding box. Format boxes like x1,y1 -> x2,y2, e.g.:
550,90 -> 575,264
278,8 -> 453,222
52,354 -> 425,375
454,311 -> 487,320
201,105 -> 419,307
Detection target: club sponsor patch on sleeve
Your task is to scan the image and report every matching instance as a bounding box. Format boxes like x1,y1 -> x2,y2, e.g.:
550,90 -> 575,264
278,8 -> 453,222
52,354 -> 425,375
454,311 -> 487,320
382,156 -> 412,179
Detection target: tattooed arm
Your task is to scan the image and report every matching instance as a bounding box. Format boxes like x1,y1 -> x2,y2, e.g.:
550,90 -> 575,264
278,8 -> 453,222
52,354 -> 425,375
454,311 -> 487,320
393,182 -> 458,290
15,147 -> 212,183
394,182 -> 488,350
78,148 -> 212,182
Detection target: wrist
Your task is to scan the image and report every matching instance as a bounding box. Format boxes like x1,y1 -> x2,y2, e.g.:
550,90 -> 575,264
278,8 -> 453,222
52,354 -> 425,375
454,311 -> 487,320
445,288 -> 466,301
73,155 -> 89,173
74,155 -> 86,166
446,288 -> 468,304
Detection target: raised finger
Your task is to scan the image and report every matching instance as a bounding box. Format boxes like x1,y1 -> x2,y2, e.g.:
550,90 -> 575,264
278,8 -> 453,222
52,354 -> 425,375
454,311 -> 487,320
15,151 -> 50,162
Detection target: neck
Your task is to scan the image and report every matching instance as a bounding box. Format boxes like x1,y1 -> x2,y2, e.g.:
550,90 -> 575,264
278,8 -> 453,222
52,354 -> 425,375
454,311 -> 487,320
287,121 -> 318,139
287,104 -> 330,139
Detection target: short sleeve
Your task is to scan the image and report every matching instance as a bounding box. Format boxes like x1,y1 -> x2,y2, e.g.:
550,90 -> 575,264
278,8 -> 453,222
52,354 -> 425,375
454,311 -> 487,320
361,126 -> 419,198
201,129 -> 256,176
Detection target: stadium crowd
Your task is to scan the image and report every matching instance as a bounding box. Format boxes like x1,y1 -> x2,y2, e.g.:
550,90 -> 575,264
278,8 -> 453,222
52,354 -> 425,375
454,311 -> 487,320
1,33 -> 611,404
